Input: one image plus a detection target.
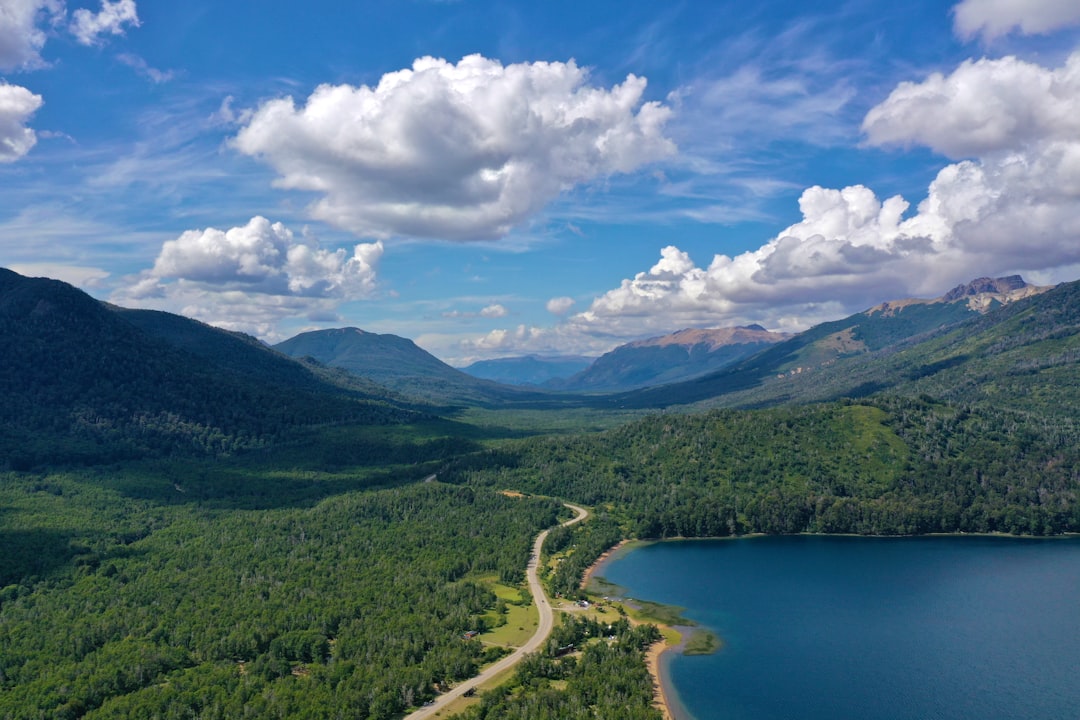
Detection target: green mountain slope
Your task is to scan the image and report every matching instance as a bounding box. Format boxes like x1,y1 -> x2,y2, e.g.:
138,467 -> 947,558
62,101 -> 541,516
0,269 -> 414,468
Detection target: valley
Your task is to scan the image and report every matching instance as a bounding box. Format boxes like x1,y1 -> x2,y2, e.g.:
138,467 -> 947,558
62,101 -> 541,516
0,268 -> 1078,719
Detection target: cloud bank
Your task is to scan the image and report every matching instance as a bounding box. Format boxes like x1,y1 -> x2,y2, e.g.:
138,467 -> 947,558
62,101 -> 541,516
234,54 -> 675,241
117,216 -> 382,338
472,50 -> 1080,357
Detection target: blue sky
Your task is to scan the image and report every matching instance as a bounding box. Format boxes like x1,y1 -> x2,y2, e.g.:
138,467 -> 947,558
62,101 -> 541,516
3,0 -> 1080,364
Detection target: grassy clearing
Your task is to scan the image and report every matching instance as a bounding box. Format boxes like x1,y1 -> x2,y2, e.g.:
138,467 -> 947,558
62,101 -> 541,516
481,603 -> 538,647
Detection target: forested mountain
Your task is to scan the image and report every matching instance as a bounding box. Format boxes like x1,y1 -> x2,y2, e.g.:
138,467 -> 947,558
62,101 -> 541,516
602,276 -> 1054,409
448,277 -> 1080,537
552,325 -> 788,392
460,354 -> 592,386
0,269 -> 415,469
274,327 -> 561,406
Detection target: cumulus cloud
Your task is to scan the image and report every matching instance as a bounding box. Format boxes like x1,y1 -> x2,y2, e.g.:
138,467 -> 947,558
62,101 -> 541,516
70,0 -> 139,46
953,0 -> 1080,41
862,53 -> 1080,158
0,83 -> 42,162
233,54 -> 675,241
462,325 -> 552,355
480,303 -> 508,318
0,0 -> 62,70
546,296 -> 575,315
116,217 -> 383,338
475,50 -> 1080,355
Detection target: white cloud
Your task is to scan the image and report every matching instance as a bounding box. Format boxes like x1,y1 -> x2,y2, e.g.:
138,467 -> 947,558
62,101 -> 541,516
70,0 -> 139,46
0,0 -> 62,71
862,53 -> 1080,158
115,216 -> 383,338
0,82 -> 42,162
440,302 -> 510,319
116,53 -> 174,83
233,54 -> 675,242
546,296 -> 575,315
472,50 -> 1080,355
462,324 -> 552,354
953,0 -> 1080,41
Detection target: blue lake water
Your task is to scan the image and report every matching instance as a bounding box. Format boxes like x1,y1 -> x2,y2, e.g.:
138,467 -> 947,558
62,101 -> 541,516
599,536 -> 1080,720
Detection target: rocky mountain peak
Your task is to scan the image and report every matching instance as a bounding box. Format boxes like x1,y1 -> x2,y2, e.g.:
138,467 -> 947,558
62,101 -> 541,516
941,275 -> 1027,302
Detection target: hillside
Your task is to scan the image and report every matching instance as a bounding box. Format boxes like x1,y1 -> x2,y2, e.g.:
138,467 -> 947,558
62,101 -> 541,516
0,269 -> 415,468
460,354 -> 592,386
552,325 -> 788,392
449,280 -> 1080,536
273,327 -> 560,407
602,276 -> 1055,409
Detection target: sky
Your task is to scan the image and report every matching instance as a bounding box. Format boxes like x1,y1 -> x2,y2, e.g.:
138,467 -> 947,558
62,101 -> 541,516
3,0 -> 1080,365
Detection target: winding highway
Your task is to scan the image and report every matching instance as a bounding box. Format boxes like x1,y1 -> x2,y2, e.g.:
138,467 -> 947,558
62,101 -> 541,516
404,501 -> 589,719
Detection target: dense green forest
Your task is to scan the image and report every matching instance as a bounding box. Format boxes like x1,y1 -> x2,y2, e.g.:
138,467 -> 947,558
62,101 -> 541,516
0,472 -> 565,719
448,397 -> 1079,537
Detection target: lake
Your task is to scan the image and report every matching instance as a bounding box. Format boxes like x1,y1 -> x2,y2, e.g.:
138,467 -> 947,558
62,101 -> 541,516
599,536 -> 1080,720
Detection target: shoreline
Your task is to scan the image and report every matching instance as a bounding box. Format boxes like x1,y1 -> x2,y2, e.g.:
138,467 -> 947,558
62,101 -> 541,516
645,637 -> 676,720
581,539 -> 681,720
579,538 -> 632,587
577,531 -> 1080,720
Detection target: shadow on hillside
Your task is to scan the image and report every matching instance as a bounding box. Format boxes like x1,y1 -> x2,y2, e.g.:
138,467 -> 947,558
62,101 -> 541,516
87,426 -> 492,510
0,526 -> 94,587
100,465 -> 429,511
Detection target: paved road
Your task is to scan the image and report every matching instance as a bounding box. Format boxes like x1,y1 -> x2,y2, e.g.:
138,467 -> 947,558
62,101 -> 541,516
404,501 -> 589,719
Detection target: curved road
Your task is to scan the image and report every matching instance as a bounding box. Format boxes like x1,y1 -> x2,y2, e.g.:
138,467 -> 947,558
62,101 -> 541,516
404,501 -> 589,719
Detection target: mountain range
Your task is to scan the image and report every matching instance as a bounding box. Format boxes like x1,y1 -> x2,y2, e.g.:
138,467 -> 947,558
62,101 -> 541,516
460,355 -> 593,386
1,267 -> 1072,468
603,275 -> 1057,409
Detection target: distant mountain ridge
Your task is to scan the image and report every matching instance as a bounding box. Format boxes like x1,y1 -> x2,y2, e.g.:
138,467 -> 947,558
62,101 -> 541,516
273,327 -> 557,406
460,354 -> 593,386
551,324 -> 789,392
600,275 -> 1060,409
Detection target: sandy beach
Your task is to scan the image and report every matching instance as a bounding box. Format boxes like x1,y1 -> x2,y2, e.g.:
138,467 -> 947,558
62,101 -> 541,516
646,639 -> 676,720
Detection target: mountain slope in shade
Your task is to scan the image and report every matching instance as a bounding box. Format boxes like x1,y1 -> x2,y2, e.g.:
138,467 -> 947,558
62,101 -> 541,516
600,275 -> 1057,409
273,327 -> 555,406
460,355 -> 593,386
0,268 -> 415,468
552,325 -> 789,392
